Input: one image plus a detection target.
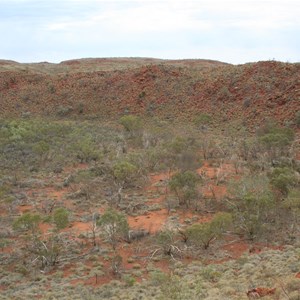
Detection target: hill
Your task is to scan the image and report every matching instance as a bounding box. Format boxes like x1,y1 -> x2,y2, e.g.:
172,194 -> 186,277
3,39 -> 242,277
0,58 -> 299,127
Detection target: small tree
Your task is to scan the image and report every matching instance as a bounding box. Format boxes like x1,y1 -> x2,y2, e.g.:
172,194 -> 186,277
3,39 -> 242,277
72,137 -> 102,163
111,254 -> 123,277
169,171 -> 199,207
257,121 -> 295,163
269,167 -> 298,197
112,160 -> 138,204
113,160 -> 138,188
227,176 -> 275,240
97,209 -> 129,250
186,212 -> 232,249
30,234 -> 64,269
119,115 -> 143,138
13,212 -> 68,270
282,188 -> 300,239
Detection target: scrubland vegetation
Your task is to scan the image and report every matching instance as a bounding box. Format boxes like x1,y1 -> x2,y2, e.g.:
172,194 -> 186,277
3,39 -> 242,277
0,112 -> 299,299
0,57 -> 299,299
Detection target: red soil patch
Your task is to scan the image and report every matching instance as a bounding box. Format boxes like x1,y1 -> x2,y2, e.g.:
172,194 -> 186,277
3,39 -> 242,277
39,222 -> 52,234
71,221 -> 92,233
17,205 -> 34,213
247,287 -> 276,298
197,162 -> 236,180
47,189 -> 65,199
82,274 -> 113,286
150,172 -> 171,183
0,246 -> 13,254
0,285 -> 6,291
153,259 -> 170,273
222,240 -> 250,259
64,163 -> 88,173
197,162 -> 217,179
128,209 -> 169,233
128,168 -> 217,234
62,263 -> 76,279
146,172 -> 171,193
117,244 -> 148,270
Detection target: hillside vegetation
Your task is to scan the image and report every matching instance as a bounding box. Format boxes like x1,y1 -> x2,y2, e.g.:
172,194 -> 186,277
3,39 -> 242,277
0,58 -> 299,128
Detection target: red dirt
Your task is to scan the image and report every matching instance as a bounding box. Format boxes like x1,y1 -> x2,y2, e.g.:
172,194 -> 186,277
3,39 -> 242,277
39,222 -> 52,234
247,287 -> 276,298
128,209 -> 169,234
71,221 -> 92,233
222,240 -> 250,259
82,274 -> 113,286
0,246 -> 13,254
17,205 -> 34,213
149,172 -> 171,183
64,163 -> 88,173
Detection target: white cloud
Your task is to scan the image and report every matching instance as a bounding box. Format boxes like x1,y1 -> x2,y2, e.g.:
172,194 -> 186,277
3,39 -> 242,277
0,0 -> 299,63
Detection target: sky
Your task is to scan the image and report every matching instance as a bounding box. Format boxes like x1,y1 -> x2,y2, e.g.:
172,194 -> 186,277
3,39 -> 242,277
0,0 -> 299,64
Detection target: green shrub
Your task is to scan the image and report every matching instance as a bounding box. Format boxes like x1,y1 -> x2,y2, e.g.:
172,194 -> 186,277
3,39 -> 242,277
186,212 -> 232,249
269,167 -> 298,196
97,209 -> 129,250
119,115 -> 143,136
169,171 -> 199,207
113,160 -> 138,188
13,213 -> 41,233
194,113 -> 212,126
56,105 -> 73,116
122,274 -> 136,287
257,120 -> 295,161
71,137 -> 102,163
227,175 -> 275,240
295,111 -> 300,127
53,207 -> 69,230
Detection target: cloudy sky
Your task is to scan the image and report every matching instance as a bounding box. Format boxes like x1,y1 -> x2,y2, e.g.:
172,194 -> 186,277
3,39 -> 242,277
0,0 -> 299,64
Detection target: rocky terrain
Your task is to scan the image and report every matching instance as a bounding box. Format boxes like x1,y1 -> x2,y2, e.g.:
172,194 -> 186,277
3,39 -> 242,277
0,58 -> 299,128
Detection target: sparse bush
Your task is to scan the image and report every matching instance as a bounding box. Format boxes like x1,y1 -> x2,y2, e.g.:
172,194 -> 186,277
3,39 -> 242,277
257,120 -> 295,162
269,167 -> 298,196
227,175 -> 275,240
119,115 -> 143,137
113,160 -> 138,189
72,137 -> 102,163
97,209 -> 129,250
13,212 -> 41,234
194,113 -> 212,126
155,230 -> 181,257
53,207 -> 69,230
123,274 -> 136,287
200,266 -> 222,282
295,111 -> 300,127
186,212 -> 232,249
169,171 -> 199,207
56,105 -> 73,116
